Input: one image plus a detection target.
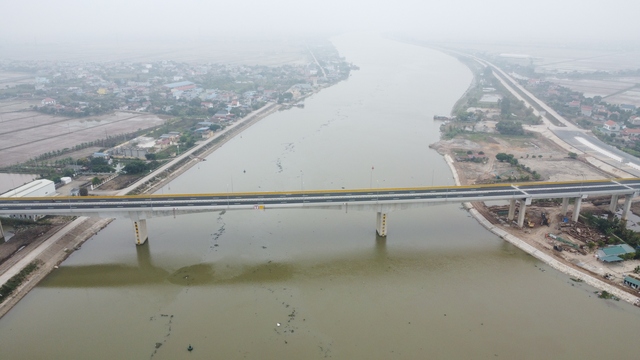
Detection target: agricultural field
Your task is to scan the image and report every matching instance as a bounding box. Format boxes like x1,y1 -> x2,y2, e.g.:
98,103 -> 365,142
0,103 -> 165,167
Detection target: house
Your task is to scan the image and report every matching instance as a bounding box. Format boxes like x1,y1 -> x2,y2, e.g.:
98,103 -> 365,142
163,81 -> 196,91
596,244 -> 635,262
41,97 -> 56,105
620,104 -> 636,112
603,120 -> 620,132
580,106 -> 592,117
194,127 -> 213,138
567,100 -> 581,108
629,116 -> 640,126
621,128 -> 640,139
214,110 -> 230,119
92,152 -> 110,160
624,276 -> 640,290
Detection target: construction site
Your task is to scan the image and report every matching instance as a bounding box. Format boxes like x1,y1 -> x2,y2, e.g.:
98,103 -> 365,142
434,131 -> 640,299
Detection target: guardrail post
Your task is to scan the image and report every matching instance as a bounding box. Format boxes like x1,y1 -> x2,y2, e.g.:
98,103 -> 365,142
376,212 -> 387,237
609,195 -> 619,213
129,212 -> 149,246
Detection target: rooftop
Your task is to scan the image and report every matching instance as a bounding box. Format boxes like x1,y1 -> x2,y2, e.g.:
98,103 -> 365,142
598,244 -> 635,257
163,81 -> 195,88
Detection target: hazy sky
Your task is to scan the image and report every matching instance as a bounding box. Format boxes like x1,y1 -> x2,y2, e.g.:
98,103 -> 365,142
1,0 -> 639,45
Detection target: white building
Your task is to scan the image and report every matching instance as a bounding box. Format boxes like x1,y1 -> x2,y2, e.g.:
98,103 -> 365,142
0,179 -> 56,220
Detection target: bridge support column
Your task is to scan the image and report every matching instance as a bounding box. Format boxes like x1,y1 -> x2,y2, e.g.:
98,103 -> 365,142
561,197 -> 570,216
508,199 -> 516,221
130,212 -> 149,246
517,200 -> 527,228
376,212 -> 387,237
609,195 -> 619,213
572,197 -> 583,223
0,219 -> 4,243
621,195 -> 633,220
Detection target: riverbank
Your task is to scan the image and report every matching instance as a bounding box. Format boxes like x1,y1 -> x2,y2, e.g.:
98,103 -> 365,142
0,217 -> 113,319
443,154 -> 640,305
0,88 -> 324,319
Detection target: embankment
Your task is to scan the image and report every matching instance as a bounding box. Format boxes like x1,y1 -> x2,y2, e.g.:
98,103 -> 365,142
443,154 -> 640,305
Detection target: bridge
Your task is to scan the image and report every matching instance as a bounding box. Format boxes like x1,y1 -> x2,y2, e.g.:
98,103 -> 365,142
1,178 -> 639,245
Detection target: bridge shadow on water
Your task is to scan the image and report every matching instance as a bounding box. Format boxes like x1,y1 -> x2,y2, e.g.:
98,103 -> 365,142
39,235 -> 520,289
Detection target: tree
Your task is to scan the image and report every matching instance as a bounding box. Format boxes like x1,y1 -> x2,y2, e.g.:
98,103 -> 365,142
124,160 -> 148,174
500,97 -> 512,118
145,153 -> 157,160
496,121 -> 524,135
79,187 -> 89,196
496,153 -> 513,162
92,177 -> 101,186
568,152 -> 578,159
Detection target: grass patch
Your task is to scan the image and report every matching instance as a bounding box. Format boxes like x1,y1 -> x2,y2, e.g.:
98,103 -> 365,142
0,260 -> 42,304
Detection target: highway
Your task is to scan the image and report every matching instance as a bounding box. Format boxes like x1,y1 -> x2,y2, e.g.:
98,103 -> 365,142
2,179 -> 639,218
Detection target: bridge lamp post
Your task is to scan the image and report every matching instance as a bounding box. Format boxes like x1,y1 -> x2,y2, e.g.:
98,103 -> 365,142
370,166 -> 374,188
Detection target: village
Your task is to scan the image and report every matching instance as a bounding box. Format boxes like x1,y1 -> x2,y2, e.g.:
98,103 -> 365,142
431,50 -> 640,301
0,41 -> 356,189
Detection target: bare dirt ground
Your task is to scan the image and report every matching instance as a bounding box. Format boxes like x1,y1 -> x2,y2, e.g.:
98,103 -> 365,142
434,131 -> 640,299
431,132 -> 608,185
96,174 -> 141,191
0,217 -> 73,269
0,106 -> 165,167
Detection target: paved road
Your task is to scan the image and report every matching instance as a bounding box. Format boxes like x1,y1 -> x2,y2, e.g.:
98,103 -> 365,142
3,179 -> 640,216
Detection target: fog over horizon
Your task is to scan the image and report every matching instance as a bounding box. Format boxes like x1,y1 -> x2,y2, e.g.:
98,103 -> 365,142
1,0 -> 639,49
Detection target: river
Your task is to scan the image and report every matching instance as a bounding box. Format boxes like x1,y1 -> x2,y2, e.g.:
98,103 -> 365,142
1,33 -> 639,359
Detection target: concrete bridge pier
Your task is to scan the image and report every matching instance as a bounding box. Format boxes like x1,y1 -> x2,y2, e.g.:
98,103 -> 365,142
561,197 -> 570,216
609,195 -> 619,213
572,197 -> 583,222
0,219 -> 4,243
508,199 -> 516,221
376,212 -> 388,237
517,199 -> 527,228
129,212 -> 149,246
621,194 -> 633,220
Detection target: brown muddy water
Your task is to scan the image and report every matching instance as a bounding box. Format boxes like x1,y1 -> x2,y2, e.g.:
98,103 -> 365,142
1,33 -> 639,359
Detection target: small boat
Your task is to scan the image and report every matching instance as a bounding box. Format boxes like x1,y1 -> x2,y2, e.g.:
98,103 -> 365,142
188,345 -> 194,352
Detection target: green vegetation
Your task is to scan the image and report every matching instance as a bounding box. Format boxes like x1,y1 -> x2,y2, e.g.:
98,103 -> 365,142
0,261 -> 42,304
123,160 -> 149,174
597,291 -> 619,300
583,213 -> 640,256
568,152 -> 578,159
495,121 -> 525,135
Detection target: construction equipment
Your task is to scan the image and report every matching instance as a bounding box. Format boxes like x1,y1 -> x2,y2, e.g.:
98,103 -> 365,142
526,217 -> 535,228
541,212 -> 549,226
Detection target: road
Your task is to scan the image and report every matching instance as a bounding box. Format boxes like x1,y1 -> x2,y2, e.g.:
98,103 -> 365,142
3,179 -> 640,218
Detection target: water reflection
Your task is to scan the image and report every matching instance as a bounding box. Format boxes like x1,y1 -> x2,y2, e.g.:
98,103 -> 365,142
41,245 -> 512,288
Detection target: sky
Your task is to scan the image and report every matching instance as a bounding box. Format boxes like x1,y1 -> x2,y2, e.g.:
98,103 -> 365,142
1,0 -> 639,45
